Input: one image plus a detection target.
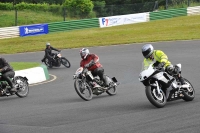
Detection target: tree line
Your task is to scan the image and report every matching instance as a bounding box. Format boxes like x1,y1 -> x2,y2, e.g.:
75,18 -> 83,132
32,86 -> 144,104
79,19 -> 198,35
0,0 -> 160,5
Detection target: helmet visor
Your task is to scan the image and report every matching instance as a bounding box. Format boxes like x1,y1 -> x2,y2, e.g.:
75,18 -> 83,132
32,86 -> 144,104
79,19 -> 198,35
80,51 -> 86,58
142,48 -> 152,58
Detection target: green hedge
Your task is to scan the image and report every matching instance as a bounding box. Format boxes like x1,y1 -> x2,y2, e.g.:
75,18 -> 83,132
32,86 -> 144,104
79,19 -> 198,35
0,2 -> 14,10
0,2 -> 63,12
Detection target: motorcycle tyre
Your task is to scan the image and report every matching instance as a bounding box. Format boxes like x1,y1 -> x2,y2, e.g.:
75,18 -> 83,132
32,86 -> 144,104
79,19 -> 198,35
14,76 -> 29,98
61,57 -> 71,68
182,78 -> 195,101
44,58 -> 53,68
145,86 -> 166,108
74,79 -> 93,101
106,83 -> 117,96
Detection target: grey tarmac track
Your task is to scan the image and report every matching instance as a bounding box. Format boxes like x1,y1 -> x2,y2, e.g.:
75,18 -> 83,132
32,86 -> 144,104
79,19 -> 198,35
0,40 -> 200,133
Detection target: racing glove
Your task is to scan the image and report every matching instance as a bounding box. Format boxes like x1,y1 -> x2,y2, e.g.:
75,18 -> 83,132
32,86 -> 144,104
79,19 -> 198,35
85,60 -> 95,68
157,62 -> 165,70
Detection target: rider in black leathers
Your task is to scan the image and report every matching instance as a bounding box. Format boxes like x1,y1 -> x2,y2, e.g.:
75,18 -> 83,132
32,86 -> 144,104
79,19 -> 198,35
0,57 -> 16,92
41,43 -> 60,67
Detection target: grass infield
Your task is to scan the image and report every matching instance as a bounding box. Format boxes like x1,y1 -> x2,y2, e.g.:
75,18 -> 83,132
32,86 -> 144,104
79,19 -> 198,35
10,62 -> 41,71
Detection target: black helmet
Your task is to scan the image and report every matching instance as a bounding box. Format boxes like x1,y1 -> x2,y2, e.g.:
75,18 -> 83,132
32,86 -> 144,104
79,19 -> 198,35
142,44 -> 154,58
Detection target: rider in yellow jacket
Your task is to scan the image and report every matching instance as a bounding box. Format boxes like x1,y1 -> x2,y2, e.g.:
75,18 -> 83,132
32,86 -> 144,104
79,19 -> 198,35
142,44 -> 185,85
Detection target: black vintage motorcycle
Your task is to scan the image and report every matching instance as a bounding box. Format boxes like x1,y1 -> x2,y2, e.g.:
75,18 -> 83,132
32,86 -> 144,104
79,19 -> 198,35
0,73 -> 29,98
139,63 -> 195,108
42,52 -> 71,68
73,67 -> 119,101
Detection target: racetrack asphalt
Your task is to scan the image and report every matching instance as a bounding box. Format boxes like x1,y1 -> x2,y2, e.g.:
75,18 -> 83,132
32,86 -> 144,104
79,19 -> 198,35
0,40 -> 200,133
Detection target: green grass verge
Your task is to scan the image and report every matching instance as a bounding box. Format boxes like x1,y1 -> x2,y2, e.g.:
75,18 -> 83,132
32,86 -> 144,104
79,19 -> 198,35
0,15 -> 200,54
10,62 -> 41,71
0,10 -> 64,27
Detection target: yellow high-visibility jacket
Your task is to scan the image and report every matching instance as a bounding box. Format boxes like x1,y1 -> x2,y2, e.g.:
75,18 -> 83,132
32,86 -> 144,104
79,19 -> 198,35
143,50 -> 171,69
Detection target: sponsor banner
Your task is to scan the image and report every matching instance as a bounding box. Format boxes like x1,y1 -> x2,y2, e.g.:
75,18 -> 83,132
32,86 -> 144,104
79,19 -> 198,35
19,24 -> 48,37
99,13 -> 147,28
15,67 -> 46,84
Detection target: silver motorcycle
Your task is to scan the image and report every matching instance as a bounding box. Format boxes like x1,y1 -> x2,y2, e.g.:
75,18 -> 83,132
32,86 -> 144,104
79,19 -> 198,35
139,63 -> 195,108
73,67 -> 119,101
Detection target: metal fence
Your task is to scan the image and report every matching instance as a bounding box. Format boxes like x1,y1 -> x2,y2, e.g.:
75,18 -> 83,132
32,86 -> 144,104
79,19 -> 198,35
93,2 -> 156,17
162,0 -> 200,9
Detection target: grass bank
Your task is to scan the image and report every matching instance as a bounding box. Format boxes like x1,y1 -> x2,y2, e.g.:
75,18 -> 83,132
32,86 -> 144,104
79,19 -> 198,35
0,15 -> 200,54
0,10 -> 64,27
10,62 -> 41,71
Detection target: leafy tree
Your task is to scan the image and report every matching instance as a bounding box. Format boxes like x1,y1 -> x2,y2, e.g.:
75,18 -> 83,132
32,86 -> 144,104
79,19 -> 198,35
63,0 -> 94,18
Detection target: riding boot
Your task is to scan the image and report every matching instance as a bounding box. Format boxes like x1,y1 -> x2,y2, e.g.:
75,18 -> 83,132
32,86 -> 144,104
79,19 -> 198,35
6,78 -> 17,93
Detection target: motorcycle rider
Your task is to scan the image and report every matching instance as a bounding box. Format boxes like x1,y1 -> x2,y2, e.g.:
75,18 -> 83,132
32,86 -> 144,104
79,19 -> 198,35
141,44 -> 185,85
0,57 -> 16,93
41,42 -> 61,67
80,48 -> 109,89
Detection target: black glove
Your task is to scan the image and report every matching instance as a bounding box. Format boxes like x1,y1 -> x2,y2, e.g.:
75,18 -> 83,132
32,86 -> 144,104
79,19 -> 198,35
157,62 -> 165,70
85,60 -> 95,68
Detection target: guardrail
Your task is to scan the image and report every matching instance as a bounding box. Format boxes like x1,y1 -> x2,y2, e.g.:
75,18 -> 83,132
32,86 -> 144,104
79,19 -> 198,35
150,8 -> 187,20
0,26 -> 19,39
48,18 -> 99,33
187,6 -> 200,15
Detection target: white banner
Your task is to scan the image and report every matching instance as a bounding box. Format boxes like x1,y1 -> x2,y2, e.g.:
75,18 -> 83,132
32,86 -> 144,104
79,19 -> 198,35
15,67 -> 46,84
99,13 -> 148,28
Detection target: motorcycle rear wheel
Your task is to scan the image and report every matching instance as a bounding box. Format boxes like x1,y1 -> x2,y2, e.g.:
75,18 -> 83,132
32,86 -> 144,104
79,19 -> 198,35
44,58 -> 52,68
61,57 -> 71,68
74,79 -> 93,101
181,78 -> 195,101
14,76 -> 29,98
106,82 -> 117,96
145,86 -> 166,108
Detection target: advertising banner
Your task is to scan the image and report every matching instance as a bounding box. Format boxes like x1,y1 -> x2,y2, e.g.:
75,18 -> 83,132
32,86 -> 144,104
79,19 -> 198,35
19,24 -> 48,37
99,13 -> 147,28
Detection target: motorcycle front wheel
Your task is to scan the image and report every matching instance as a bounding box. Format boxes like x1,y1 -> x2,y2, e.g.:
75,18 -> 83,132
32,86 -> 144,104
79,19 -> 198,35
181,78 -> 195,101
61,57 -> 71,68
14,76 -> 29,98
145,86 -> 166,108
74,79 -> 93,101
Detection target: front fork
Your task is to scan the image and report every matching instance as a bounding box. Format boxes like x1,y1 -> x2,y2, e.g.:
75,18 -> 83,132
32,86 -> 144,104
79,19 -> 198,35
155,81 -> 162,95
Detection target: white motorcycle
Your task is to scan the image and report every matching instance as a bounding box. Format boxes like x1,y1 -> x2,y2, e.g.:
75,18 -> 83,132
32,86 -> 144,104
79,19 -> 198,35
139,63 -> 195,108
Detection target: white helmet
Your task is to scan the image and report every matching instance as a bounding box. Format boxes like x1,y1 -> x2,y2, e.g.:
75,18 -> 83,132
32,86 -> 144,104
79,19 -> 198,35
142,44 -> 154,58
80,48 -> 90,59
46,42 -> 50,46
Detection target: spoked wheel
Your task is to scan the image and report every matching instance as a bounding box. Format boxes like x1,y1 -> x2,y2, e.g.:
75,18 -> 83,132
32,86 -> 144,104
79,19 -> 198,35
181,78 -> 195,101
106,82 -> 117,96
145,86 -> 166,108
14,76 -> 29,98
74,79 -> 93,101
61,57 -> 71,68
44,58 -> 52,68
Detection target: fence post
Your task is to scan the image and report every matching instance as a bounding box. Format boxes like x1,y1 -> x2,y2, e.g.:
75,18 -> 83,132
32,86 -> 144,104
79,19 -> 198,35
153,1 -> 158,11
165,0 -> 168,10
13,0 -> 17,26
63,7 -> 66,21
188,0 -> 190,7
15,9 -> 17,26
111,5 -> 113,16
